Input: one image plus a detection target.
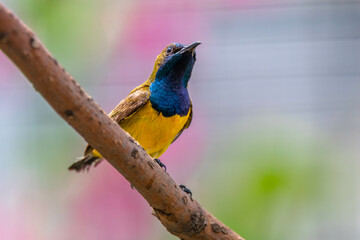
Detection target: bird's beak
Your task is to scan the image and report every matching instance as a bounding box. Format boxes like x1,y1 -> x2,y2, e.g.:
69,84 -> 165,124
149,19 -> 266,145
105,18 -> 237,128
179,41 -> 201,54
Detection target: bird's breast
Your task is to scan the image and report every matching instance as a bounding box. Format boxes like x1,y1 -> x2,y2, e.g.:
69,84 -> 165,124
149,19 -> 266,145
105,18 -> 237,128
119,101 -> 190,158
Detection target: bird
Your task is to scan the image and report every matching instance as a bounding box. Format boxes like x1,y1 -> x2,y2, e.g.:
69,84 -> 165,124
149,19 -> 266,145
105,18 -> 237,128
69,41 -> 201,172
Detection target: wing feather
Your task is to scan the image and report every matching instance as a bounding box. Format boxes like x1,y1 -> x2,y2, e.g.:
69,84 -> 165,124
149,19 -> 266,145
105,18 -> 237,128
83,85 -> 150,156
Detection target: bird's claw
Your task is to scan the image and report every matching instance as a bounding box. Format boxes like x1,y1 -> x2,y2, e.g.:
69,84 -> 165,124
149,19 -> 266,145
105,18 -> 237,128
154,158 -> 167,171
179,184 -> 193,200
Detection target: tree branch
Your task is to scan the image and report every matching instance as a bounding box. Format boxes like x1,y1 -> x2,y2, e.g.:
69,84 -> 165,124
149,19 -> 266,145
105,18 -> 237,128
0,3 -> 244,240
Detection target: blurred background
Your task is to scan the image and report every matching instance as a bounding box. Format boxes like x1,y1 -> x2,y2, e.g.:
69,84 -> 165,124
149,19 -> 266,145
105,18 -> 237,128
1,0 -> 360,239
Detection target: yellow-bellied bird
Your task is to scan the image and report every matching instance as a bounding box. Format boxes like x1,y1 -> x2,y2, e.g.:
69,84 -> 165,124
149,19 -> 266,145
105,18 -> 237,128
69,42 -> 201,172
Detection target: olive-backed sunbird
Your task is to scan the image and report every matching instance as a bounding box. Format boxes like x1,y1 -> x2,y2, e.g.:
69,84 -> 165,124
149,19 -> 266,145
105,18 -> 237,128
69,42 -> 201,172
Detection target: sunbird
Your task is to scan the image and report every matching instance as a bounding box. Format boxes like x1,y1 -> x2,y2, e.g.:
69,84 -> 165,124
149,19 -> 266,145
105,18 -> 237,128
69,41 -> 201,172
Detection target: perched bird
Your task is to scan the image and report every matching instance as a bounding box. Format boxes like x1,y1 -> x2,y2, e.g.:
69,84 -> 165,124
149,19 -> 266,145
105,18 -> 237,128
69,41 -> 201,172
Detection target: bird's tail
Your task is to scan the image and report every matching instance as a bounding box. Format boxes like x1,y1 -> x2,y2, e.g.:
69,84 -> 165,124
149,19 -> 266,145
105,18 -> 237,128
68,154 -> 102,172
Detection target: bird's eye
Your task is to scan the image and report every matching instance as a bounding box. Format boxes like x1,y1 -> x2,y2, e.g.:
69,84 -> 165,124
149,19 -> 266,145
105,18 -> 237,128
166,47 -> 172,54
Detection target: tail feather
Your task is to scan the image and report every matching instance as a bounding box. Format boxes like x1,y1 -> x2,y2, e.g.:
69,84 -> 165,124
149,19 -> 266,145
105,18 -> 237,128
68,155 -> 102,172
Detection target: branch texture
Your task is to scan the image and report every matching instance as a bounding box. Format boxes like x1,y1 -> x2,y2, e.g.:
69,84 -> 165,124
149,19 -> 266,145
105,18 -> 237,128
0,3 -> 244,240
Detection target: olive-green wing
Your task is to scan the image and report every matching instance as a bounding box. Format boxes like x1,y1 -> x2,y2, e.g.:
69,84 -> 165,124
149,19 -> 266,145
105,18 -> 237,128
171,104 -> 193,144
83,86 -> 150,156
109,88 -> 150,123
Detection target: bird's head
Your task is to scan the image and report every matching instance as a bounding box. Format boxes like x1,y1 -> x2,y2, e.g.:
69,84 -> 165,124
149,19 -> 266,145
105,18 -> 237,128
149,41 -> 201,88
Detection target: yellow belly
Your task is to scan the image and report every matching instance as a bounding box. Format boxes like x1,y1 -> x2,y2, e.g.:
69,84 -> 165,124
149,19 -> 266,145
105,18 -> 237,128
94,102 -> 190,159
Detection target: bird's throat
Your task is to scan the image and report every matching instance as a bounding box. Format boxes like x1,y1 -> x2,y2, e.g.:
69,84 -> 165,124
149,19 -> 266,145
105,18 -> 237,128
149,79 -> 190,117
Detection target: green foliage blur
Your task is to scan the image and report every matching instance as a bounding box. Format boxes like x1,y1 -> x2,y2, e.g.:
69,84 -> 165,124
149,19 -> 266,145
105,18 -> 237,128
1,0 -> 359,240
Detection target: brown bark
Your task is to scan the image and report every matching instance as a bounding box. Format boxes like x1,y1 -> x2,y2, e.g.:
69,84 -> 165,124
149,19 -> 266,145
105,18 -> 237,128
0,3 -> 244,240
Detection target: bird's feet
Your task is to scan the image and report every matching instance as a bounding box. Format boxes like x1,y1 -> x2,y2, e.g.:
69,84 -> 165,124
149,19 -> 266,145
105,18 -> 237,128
179,184 -> 193,200
154,158 -> 167,171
